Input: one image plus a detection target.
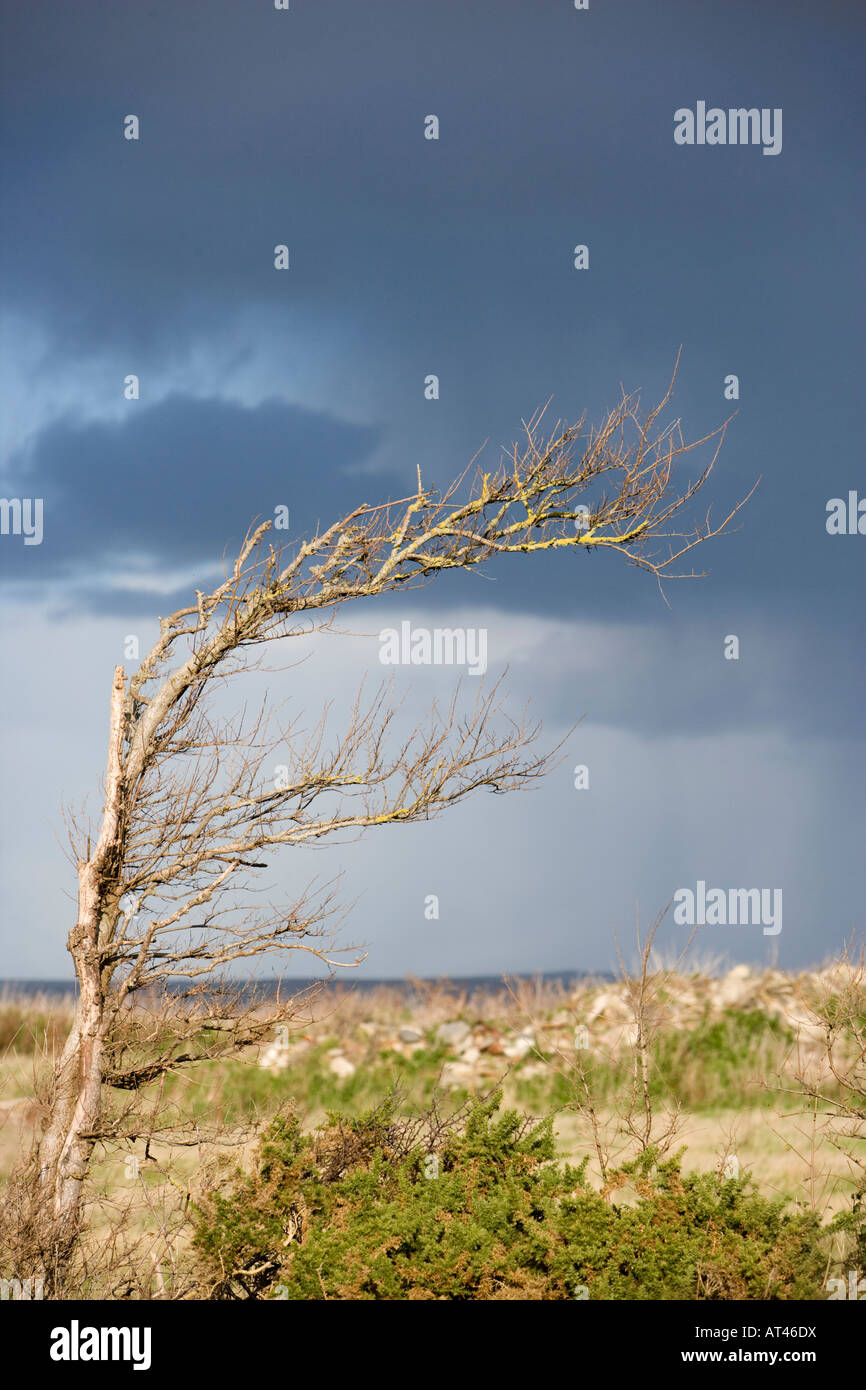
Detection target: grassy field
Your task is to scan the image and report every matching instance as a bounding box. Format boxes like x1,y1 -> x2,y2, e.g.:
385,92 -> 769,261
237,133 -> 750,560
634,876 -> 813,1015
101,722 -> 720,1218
2,966 -> 864,1297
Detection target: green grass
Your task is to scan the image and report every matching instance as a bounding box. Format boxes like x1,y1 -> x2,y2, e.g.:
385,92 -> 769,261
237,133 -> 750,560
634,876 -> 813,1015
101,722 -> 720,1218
156,1039 -> 455,1126
515,1009 -> 795,1114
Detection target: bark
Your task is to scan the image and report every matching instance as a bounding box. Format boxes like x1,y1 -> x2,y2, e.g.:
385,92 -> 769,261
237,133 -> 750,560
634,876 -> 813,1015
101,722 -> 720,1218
35,666 -> 126,1272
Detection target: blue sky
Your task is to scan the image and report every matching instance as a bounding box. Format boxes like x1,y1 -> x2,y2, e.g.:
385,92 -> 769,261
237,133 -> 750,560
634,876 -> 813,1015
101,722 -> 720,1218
1,0 -> 863,980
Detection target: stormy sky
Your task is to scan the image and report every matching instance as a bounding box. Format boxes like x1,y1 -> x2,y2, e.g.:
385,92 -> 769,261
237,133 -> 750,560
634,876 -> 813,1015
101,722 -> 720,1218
1,0 -> 863,981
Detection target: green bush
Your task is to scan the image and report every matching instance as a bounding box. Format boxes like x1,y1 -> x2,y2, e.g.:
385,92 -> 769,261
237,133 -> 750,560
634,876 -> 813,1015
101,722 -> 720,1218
191,1091 -> 827,1300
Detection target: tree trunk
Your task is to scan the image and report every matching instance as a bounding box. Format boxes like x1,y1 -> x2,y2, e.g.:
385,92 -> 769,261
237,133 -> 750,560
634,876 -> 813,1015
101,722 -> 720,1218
33,666 -> 126,1285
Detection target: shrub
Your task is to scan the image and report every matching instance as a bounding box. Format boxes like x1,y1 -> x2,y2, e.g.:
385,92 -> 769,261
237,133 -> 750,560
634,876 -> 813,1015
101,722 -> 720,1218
191,1091 -> 826,1300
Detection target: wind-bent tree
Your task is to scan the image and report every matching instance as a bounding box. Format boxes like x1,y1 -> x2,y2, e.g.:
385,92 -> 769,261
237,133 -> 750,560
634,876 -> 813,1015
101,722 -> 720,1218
10,371 -> 747,1291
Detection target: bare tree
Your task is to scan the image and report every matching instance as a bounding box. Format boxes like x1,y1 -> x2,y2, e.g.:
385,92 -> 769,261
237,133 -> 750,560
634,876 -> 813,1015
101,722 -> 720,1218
506,908 -> 694,1185
9,368 -> 748,1290
770,945 -> 866,1259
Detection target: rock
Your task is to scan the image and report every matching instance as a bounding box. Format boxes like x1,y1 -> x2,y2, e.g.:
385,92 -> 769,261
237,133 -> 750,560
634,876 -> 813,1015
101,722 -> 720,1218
441,1060 -> 479,1088
398,1026 -> 425,1044
518,1062 -> 546,1080
587,992 -> 631,1025
586,992 -> 609,1024
457,1045 -> 481,1064
436,1020 -> 471,1048
728,964 -> 752,981
763,970 -> 790,990
328,1054 -> 356,1080
777,1003 -> 826,1043
817,963 -> 860,990
717,966 -> 759,1008
258,1043 -> 290,1072
503,1030 -> 535,1060
598,1024 -> 633,1052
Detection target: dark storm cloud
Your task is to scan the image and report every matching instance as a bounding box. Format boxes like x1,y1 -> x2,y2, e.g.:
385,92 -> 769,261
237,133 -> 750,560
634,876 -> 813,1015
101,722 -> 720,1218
1,0 -> 864,978
500,610 -> 866,743
0,394 -> 380,588
1,0 -> 862,630
3,0 -> 862,369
